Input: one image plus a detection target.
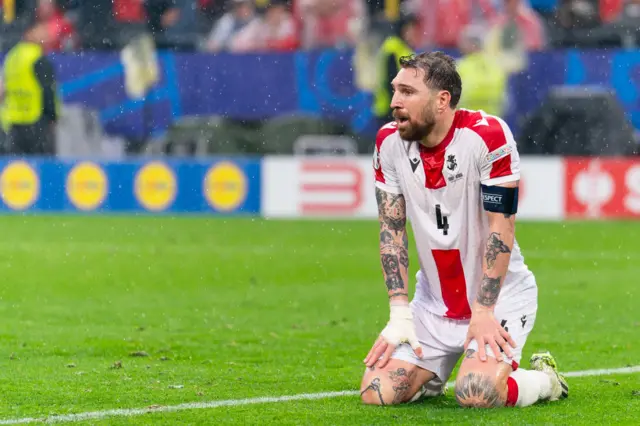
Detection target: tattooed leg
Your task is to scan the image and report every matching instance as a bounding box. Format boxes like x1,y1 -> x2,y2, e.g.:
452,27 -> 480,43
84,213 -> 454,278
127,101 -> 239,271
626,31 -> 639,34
360,378 -> 386,405
361,360 -> 436,406
388,368 -> 415,404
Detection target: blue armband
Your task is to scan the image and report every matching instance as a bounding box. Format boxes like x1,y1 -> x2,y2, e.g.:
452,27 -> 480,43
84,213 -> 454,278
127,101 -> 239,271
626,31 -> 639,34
481,184 -> 518,214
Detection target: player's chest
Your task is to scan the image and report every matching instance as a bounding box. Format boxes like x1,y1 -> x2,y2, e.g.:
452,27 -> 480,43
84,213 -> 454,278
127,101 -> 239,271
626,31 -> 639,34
397,143 -> 477,205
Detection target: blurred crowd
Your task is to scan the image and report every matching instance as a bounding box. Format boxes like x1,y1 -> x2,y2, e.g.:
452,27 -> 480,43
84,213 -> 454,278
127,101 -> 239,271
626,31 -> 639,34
0,0 -> 639,54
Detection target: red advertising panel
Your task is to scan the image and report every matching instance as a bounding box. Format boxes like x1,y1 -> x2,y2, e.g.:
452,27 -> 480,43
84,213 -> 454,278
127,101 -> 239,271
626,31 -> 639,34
565,157 -> 640,218
299,161 -> 364,215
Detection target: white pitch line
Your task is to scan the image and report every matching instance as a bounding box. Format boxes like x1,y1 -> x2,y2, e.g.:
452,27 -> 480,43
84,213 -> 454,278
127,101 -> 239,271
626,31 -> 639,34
563,365 -> 640,378
0,365 -> 638,425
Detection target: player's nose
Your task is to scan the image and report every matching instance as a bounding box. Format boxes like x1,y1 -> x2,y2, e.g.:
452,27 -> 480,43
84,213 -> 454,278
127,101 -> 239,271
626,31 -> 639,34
390,92 -> 402,110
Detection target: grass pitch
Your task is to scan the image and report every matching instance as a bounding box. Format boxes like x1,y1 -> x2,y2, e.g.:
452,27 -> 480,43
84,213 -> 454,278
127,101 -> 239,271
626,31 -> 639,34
0,217 -> 637,424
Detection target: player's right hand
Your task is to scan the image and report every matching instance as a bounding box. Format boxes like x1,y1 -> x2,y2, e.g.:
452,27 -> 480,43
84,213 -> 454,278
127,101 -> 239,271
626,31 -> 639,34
363,303 -> 423,368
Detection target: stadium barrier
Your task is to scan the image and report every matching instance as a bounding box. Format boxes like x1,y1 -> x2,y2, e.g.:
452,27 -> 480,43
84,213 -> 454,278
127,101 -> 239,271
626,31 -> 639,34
261,156 -> 640,220
0,156 -> 636,218
0,158 -> 260,214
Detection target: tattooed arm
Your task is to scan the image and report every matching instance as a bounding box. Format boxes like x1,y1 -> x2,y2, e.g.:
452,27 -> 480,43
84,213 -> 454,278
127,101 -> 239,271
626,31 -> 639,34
376,187 -> 409,303
363,187 -> 422,369
475,180 -> 518,310
464,181 -> 519,362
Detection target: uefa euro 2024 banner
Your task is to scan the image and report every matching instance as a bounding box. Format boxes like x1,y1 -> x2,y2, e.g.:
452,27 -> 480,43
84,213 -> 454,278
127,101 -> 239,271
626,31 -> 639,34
50,49 -> 640,140
0,158 -> 261,214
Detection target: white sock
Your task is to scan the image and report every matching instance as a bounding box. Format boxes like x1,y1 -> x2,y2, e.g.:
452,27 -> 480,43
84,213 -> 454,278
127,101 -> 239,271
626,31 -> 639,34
507,368 -> 552,407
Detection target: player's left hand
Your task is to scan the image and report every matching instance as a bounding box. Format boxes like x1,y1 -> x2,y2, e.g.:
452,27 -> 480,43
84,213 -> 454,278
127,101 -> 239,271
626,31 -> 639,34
464,308 -> 517,362
363,303 -> 423,368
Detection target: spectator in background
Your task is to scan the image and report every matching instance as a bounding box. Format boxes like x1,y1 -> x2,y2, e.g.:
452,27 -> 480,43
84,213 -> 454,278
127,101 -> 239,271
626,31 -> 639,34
229,0 -> 297,52
486,0 -> 545,51
456,25 -> 507,116
600,0 -> 624,22
205,0 -> 257,52
200,0 -> 227,22
404,0 -> 497,49
553,0 -> 600,29
366,0 -> 402,24
371,14 -> 418,125
113,0 -> 147,23
76,0 -> 113,49
36,0 -> 77,52
144,0 -> 181,42
293,0 -> 365,49
2,18 -> 59,155
617,0 -> 640,19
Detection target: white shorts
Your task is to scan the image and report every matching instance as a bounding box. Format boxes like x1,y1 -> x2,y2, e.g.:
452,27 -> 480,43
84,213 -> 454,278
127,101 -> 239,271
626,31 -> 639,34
391,297 -> 537,386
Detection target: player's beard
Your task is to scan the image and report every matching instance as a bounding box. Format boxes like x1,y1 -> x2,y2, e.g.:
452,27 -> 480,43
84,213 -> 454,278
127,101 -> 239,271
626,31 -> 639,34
394,102 -> 436,142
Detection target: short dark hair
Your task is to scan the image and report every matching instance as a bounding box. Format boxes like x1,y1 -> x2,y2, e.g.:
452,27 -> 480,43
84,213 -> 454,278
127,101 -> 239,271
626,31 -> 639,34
399,52 -> 462,108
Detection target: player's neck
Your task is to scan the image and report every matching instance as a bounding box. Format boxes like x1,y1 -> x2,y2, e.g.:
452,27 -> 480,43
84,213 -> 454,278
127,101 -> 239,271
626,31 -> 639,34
420,111 -> 456,149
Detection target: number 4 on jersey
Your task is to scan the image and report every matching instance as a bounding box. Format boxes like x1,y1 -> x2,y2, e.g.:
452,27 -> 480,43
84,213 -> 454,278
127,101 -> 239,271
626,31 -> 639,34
436,204 -> 449,236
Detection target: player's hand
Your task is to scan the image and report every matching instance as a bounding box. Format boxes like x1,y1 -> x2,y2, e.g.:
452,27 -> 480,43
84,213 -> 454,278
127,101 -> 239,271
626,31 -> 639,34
464,308 -> 516,362
363,303 -> 423,369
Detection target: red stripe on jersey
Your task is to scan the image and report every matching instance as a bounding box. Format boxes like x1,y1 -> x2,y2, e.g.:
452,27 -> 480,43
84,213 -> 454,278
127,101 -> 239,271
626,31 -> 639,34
374,123 -> 398,184
431,249 -> 472,320
469,116 -> 513,180
490,155 -> 512,179
419,148 -> 447,189
474,116 -> 507,151
418,111 -> 461,189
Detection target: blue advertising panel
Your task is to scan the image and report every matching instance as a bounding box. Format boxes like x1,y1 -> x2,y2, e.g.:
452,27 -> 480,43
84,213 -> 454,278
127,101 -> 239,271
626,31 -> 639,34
0,157 -> 261,214
44,49 -> 640,141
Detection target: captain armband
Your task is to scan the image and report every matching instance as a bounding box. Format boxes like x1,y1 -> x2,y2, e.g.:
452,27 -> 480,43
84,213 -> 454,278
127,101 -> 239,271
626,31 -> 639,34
481,184 -> 518,214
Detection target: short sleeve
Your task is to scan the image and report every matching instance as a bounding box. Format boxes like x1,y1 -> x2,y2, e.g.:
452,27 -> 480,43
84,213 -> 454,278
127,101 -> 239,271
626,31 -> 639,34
475,115 -> 521,186
373,122 -> 402,194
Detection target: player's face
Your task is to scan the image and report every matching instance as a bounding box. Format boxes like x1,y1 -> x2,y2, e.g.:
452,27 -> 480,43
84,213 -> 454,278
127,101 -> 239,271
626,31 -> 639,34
390,68 -> 437,141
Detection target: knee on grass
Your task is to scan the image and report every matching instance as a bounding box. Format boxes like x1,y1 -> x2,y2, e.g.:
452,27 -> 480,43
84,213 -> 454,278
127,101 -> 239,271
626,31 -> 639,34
454,371 -> 508,408
360,369 -> 415,406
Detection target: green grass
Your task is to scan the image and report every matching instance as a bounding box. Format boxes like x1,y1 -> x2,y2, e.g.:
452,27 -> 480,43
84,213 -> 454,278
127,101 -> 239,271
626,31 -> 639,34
0,217 -> 637,424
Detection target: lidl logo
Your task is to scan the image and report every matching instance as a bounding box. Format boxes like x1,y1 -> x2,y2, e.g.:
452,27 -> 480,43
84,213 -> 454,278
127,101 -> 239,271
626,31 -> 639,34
134,162 -> 176,211
204,162 -> 247,212
66,162 -> 108,211
0,161 -> 39,210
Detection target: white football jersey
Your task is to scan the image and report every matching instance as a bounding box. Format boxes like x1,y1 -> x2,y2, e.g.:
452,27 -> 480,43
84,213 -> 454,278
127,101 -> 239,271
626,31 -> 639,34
374,109 -> 536,320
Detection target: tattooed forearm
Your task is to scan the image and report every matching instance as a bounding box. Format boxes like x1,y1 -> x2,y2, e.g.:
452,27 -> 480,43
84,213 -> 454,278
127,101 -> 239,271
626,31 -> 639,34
398,246 -> 409,269
380,231 -> 408,268
376,188 -> 407,233
380,237 -> 409,288
484,232 -> 511,269
381,254 -> 404,291
380,229 -> 393,245
455,372 -> 505,408
464,348 -> 476,359
377,187 -> 409,297
476,274 -> 502,307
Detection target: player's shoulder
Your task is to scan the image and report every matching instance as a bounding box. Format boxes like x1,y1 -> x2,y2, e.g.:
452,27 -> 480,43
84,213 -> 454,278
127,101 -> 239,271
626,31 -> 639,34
456,109 -> 514,151
375,121 -> 400,151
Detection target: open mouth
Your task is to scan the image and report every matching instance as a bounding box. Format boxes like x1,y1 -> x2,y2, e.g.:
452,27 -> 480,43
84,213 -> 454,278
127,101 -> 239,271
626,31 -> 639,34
396,116 -> 409,125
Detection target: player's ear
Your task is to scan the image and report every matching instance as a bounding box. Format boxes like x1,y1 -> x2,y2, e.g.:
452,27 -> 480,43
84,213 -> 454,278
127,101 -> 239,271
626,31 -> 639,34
436,90 -> 451,112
